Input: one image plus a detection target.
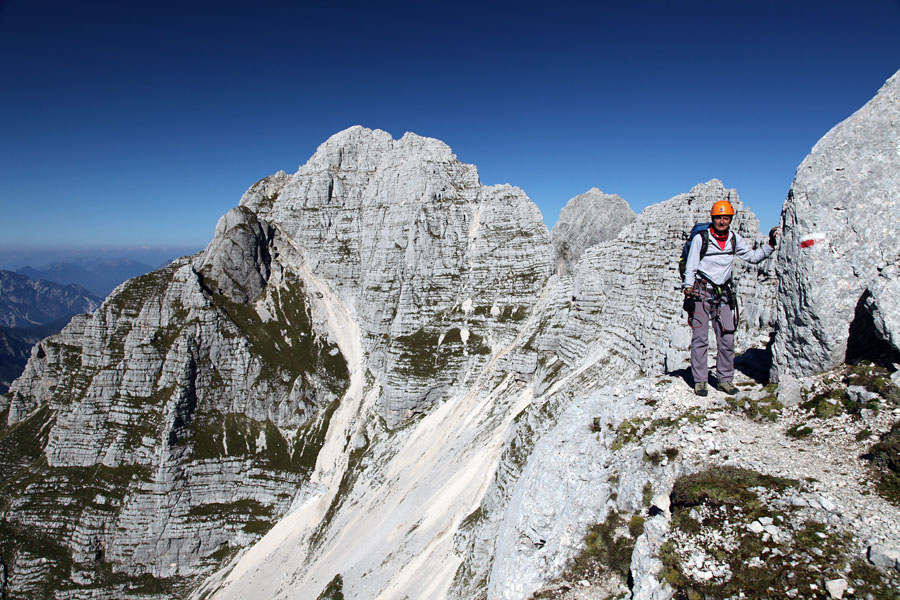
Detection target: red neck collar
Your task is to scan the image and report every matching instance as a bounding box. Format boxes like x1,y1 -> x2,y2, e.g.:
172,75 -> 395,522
710,227 -> 729,241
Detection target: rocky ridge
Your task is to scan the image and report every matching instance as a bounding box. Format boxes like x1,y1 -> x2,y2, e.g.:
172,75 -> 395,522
3,252 -> 350,597
504,364 -> 900,600
195,177 -> 778,600
238,127 -> 553,427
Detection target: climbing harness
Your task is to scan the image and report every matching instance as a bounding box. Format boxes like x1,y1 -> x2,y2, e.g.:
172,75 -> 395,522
686,276 -> 738,335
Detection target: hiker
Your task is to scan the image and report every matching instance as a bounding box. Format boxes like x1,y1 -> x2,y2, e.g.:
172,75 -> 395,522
682,200 -> 778,396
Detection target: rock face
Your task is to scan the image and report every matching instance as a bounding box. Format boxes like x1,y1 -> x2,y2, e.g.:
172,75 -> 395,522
0,127 -> 554,598
240,127 -> 554,426
551,188 -> 636,276
772,70 -> 900,379
3,251 -> 350,596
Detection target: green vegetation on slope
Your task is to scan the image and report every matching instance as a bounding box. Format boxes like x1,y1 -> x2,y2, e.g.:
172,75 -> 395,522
662,466 -> 898,600
204,273 -> 349,394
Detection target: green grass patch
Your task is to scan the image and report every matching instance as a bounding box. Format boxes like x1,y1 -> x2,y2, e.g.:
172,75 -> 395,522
786,423 -> 813,439
608,409 -> 705,452
670,466 -> 796,514
186,498 -> 273,519
187,404 -> 340,476
316,574 -> 345,600
845,362 -> 900,404
663,466 -> 898,599
533,509 -> 645,598
393,326 -> 491,379
204,274 -> 349,394
865,420 -> 900,506
726,393 -> 783,422
0,518 -> 73,597
642,482 -> 654,507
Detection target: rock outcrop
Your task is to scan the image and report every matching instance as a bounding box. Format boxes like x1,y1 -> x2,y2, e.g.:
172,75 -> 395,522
1,127 -> 556,598
551,188 -> 636,276
772,70 -> 900,380
3,250 -> 350,596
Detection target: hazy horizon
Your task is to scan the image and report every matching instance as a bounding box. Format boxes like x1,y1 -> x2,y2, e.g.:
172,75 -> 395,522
0,245 -> 203,271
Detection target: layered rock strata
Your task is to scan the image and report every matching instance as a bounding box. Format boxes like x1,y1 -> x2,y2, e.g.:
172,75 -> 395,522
7,114 -> 880,600
0,127 -> 557,598
551,188 -> 636,276
3,238 -> 350,596
773,69 -> 900,379
240,127 -> 554,426
194,178 -> 778,600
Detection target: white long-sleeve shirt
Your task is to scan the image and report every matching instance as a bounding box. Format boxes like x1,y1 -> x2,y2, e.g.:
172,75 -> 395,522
683,228 -> 773,287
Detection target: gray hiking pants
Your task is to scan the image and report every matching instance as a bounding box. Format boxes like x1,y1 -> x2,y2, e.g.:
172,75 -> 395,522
688,283 -> 735,384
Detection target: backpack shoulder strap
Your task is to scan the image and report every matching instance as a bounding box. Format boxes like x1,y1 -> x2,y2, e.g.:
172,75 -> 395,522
698,229 -> 710,260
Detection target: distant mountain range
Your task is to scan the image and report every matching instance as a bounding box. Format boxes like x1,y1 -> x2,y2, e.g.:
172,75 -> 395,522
0,270 -> 100,392
16,256 -> 155,297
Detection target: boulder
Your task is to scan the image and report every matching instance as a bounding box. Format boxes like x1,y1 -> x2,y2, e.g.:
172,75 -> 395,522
773,69 -> 900,379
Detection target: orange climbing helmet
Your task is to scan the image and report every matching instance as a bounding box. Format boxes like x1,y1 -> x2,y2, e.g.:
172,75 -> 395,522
711,200 -> 735,217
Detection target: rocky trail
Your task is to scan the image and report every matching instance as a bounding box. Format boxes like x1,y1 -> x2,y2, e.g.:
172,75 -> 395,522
533,362 -> 900,600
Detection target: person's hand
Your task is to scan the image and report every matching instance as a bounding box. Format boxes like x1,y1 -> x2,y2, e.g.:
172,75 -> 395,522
768,227 -> 779,247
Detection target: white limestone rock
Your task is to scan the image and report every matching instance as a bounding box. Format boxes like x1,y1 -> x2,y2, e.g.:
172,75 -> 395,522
868,544 -> 900,572
776,374 -> 803,407
773,69 -> 900,379
4,254 -> 350,594
242,126 -> 554,426
551,188 -> 635,276
197,206 -> 275,304
4,122 -> 866,600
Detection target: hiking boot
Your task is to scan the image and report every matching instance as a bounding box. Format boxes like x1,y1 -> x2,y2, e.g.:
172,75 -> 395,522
694,382 -> 708,397
717,380 -> 738,395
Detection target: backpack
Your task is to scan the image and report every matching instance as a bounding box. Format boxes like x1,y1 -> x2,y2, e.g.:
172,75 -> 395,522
678,222 -> 736,279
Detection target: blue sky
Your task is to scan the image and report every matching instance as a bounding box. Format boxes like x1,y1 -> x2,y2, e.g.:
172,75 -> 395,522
2,0 -> 899,254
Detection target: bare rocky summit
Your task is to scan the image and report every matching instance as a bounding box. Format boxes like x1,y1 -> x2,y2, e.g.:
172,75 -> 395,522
551,189 -> 635,276
3,69 -> 900,600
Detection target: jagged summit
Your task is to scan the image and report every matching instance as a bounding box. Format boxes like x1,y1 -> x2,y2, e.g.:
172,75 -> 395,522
303,125 -> 466,178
